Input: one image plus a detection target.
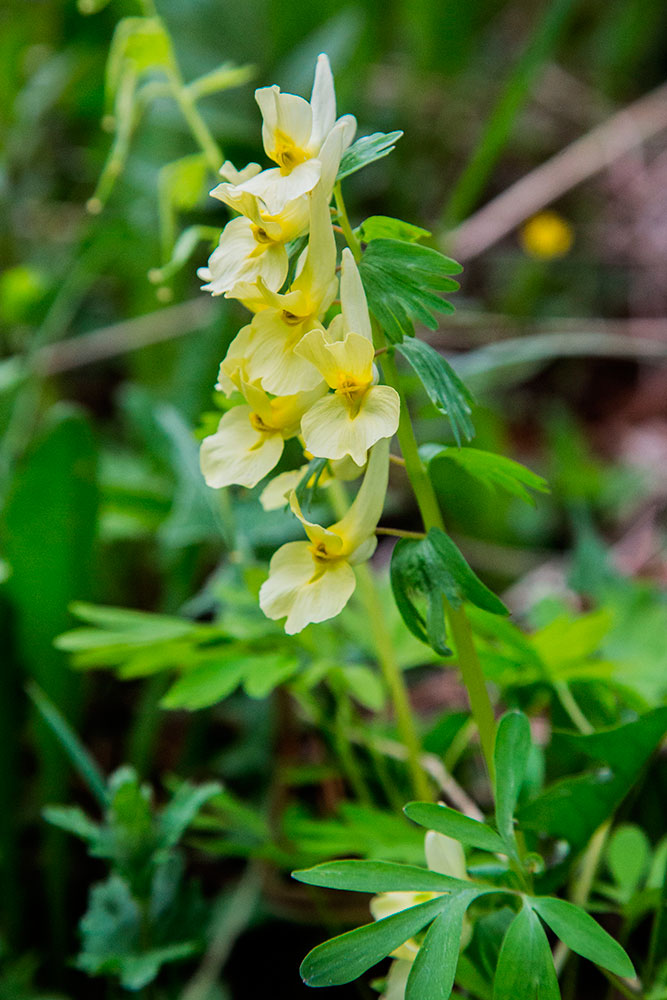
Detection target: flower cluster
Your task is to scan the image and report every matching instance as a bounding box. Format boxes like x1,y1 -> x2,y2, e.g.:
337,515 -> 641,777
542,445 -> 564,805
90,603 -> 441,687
199,55 -> 399,634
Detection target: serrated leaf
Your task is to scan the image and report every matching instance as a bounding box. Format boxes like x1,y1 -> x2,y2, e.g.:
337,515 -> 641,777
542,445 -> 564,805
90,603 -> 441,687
300,895 -> 448,987
494,712 -> 532,843
397,339 -> 474,445
358,216 -> 431,244
390,528 -> 507,657
529,896 -> 635,978
493,905 -> 560,1000
406,893 -> 477,1000
420,445 -> 548,504
292,859 -> 469,894
404,802 -> 506,854
336,131 -> 403,181
360,240 -> 461,343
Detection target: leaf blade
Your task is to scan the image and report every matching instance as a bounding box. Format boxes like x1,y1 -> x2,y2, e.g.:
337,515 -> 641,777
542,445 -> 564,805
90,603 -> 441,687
404,802 -> 506,854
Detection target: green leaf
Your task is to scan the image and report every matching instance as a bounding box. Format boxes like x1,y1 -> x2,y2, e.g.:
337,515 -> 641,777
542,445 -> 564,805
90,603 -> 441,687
292,860 -> 469,894
27,683 -> 108,807
158,781 -> 222,850
494,712 -> 532,843
358,216 -> 431,244
519,708 -> 667,852
185,61 -> 255,101
493,904 -> 560,1000
606,825 -> 651,898
360,240 -> 462,343
300,895 -> 448,987
336,131 -> 403,181
406,892 -> 477,1000
160,657 -> 249,710
530,896 -> 635,978
397,339 -> 474,445
404,802 -> 507,854
242,653 -> 300,698
390,528 -> 507,657
420,445 -> 548,504
341,665 -> 386,711
43,805 -> 101,844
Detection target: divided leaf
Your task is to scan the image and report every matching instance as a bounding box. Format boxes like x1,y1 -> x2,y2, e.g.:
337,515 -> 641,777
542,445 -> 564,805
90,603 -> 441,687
390,528 -> 507,656
493,905 -> 560,1000
404,802 -> 507,854
397,339 -> 474,445
494,712 -> 532,844
406,893 -> 478,1000
360,240 -> 462,343
420,445 -> 548,503
336,131 -> 403,181
529,896 -> 635,978
300,895 -> 449,987
106,17 -> 174,107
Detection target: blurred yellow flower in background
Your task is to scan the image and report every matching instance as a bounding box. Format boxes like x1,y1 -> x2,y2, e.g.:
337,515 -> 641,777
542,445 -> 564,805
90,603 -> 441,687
519,210 -> 574,260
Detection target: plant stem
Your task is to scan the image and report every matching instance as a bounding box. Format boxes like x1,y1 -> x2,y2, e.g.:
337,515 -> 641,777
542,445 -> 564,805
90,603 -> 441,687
377,334 -> 497,781
333,182 -> 497,781
334,183 -> 362,260
328,481 -> 431,801
166,63 -> 224,173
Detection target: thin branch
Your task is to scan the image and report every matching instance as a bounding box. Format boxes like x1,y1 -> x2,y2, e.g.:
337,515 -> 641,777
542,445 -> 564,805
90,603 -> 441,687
447,81 -> 667,260
376,527 -> 426,540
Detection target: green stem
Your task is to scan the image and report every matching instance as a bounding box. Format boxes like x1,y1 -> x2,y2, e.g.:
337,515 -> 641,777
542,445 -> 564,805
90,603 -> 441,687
334,183 -> 362,260
328,481 -> 431,801
378,336 -> 497,781
167,68 -> 224,174
333,696 -> 373,804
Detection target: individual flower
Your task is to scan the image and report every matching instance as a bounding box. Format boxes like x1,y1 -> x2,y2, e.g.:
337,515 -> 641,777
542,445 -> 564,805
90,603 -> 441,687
199,382 -> 325,490
197,186 -> 309,300
296,249 -> 400,465
259,437 -> 389,633
219,185 -> 338,395
212,54 -> 356,216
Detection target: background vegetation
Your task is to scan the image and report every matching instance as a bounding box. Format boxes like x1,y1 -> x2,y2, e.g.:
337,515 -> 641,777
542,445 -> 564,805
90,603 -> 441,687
1,0 -> 666,996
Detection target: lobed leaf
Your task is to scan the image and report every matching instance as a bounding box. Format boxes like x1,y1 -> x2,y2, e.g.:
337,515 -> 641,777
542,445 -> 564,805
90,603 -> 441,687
358,215 -> 431,244
337,131 -> 403,181
493,904 -> 560,1000
406,892 -> 479,1000
106,17 -> 174,107
360,239 -> 462,343
397,339 -> 474,445
300,895 -> 448,987
529,896 -> 635,978
404,802 -> 507,854
390,528 -> 507,657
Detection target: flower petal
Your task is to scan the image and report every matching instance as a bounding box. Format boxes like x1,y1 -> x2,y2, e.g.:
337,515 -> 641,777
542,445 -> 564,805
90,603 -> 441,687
249,310 -> 326,395
259,542 -> 356,634
300,385 -> 398,466
340,248 -> 372,341
309,53 -> 336,149
199,406 -> 284,488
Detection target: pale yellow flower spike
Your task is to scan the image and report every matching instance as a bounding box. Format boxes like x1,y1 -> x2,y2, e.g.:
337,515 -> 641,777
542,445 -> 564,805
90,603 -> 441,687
215,54 -> 356,216
296,249 -> 400,466
259,438 -> 389,633
221,185 -> 338,395
199,382 -> 325,490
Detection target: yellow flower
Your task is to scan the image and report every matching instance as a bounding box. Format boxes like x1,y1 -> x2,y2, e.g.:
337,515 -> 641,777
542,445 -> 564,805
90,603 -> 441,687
198,187 -> 309,299
219,185 -> 338,395
295,249 -> 400,465
370,831 -> 469,963
214,54 -> 356,215
259,454 -> 364,512
519,211 -> 574,260
199,382 -> 325,489
259,438 -> 388,633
